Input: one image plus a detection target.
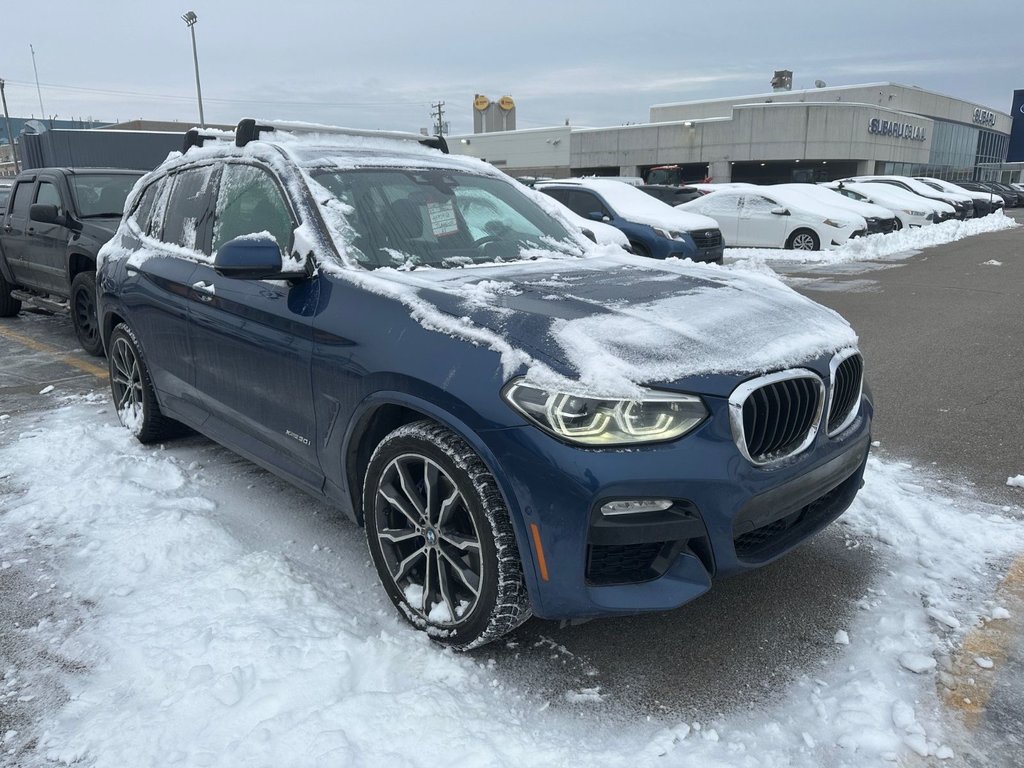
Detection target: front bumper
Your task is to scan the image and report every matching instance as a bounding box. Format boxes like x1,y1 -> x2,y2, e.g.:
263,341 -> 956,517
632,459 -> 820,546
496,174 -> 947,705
481,391 -> 873,620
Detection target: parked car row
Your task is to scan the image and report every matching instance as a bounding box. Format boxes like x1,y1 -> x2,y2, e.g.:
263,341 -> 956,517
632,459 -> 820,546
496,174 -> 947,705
640,173 -> 1007,251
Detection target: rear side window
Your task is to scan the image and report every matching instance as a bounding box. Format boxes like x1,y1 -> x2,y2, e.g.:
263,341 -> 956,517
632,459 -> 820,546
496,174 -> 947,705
212,164 -> 294,253
11,182 -> 34,217
146,177 -> 174,239
162,166 -> 217,253
698,193 -> 740,215
130,181 -> 162,231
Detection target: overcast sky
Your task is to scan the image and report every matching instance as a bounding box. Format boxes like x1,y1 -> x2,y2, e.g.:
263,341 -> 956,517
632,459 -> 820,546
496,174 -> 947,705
2,0 -> 1021,134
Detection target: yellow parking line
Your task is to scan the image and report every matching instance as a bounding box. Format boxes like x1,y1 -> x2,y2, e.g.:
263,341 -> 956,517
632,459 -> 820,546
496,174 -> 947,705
941,555 -> 1024,728
0,325 -> 109,380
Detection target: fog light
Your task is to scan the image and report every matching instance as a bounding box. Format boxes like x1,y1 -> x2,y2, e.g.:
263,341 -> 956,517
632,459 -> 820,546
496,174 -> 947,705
600,499 -> 674,517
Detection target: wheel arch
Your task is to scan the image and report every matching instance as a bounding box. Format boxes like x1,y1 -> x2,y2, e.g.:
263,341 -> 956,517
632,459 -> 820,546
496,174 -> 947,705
67,251 -> 97,282
341,391 -> 543,608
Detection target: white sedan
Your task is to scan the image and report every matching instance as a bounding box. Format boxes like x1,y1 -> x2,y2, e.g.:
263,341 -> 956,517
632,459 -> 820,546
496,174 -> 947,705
821,181 -> 950,229
679,187 -> 865,250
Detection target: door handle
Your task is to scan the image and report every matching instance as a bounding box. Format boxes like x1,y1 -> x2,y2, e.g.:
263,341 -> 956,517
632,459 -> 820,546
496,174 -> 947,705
191,280 -> 215,301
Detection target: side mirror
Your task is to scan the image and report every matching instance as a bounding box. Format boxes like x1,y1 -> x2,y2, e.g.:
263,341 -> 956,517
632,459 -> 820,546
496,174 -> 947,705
587,211 -> 610,222
30,203 -> 66,227
214,234 -> 289,280
770,207 -> 790,216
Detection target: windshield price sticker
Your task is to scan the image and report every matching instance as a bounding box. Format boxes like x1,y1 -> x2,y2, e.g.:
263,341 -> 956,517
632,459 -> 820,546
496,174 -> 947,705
427,201 -> 460,237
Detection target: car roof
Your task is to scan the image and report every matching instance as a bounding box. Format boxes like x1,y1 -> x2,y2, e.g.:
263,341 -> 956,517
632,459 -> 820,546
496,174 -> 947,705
169,120 -> 496,181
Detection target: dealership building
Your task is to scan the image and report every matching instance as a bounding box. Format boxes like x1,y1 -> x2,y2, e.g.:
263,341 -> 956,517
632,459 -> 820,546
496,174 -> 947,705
450,82 -> 1013,184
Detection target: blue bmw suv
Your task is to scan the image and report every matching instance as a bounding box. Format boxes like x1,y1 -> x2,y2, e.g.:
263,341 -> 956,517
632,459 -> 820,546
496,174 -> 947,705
98,119 -> 872,649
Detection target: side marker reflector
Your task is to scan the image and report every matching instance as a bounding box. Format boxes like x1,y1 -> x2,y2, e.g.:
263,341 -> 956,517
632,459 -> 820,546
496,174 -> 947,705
530,523 -> 550,582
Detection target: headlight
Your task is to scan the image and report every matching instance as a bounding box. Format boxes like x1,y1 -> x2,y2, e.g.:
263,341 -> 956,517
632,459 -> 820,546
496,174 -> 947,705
653,228 -> 690,241
502,380 -> 708,446
901,209 -> 926,216
823,218 -> 846,228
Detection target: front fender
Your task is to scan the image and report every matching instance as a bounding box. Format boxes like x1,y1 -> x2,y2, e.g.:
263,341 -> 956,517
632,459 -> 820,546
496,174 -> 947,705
337,389 -> 546,615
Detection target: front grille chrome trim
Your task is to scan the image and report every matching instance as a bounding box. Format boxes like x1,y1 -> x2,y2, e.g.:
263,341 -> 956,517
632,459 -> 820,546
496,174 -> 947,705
827,348 -> 864,437
729,369 -> 825,467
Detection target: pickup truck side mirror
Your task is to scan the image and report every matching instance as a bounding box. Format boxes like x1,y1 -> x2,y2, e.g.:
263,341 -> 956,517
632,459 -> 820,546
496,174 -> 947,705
214,234 -> 309,281
30,203 -> 70,227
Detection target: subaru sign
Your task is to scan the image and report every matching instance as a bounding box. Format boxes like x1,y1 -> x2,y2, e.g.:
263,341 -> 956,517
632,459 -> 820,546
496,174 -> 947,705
868,118 -> 926,142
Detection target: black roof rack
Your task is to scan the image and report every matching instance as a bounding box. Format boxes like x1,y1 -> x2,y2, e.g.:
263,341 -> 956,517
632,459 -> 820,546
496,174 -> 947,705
232,118 -> 449,154
182,128 -> 226,153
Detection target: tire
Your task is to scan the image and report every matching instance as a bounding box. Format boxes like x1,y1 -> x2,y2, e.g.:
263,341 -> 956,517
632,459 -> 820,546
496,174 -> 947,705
0,270 -> 21,318
363,420 -> 532,650
893,217 -> 904,231
108,322 -> 180,444
70,271 -> 103,356
629,240 -> 651,258
786,229 -> 820,251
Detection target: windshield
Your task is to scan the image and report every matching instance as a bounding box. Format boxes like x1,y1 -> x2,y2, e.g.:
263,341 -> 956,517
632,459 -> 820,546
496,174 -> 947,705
70,173 -> 143,217
312,167 -> 579,269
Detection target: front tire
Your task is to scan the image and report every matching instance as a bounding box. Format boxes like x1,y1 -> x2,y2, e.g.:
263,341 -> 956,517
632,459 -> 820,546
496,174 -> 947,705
70,271 -> 103,356
363,421 -> 531,650
0,270 -> 21,317
786,229 -> 820,251
629,240 -> 651,258
108,323 -> 180,444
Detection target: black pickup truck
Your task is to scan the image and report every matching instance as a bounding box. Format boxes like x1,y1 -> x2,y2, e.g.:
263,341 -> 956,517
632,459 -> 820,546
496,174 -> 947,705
0,168 -> 142,355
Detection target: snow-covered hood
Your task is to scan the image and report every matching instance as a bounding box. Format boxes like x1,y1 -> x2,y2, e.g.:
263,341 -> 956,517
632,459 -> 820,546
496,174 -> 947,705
379,254 -> 858,397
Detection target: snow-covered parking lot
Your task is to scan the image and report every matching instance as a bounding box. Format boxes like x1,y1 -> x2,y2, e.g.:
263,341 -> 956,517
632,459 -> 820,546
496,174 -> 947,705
1,399 -> 1021,766
1,212 -> 1022,767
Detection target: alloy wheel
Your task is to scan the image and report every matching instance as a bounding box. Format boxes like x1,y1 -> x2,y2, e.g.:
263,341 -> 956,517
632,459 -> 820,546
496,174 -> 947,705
792,232 -> 817,250
110,337 -> 143,426
372,453 -> 484,624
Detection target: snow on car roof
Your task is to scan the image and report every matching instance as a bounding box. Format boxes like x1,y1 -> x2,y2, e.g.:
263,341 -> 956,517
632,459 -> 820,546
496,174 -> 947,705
538,178 -> 719,232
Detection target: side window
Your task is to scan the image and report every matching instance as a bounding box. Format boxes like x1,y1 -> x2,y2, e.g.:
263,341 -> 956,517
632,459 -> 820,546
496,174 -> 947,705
129,180 -> 161,231
11,182 -> 34,217
147,177 -> 174,240
36,181 -> 64,216
539,187 -> 570,206
569,190 -> 610,219
701,193 -> 740,215
742,195 -> 779,215
213,164 -> 294,254
162,167 -> 217,253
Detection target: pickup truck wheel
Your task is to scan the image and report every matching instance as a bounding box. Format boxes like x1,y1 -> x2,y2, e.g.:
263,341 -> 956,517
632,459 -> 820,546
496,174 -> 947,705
0,271 -> 21,317
363,421 -> 532,650
70,271 -> 103,356
108,323 -> 179,444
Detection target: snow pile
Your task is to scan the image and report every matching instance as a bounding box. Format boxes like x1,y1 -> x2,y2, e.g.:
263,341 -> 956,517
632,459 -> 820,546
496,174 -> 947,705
2,403 -> 1024,766
1007,475 -> 1024,489
728,211 -> 1018,265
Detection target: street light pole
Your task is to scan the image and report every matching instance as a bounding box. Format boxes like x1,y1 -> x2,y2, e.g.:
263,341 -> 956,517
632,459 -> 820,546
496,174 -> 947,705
181,11 -> 206,128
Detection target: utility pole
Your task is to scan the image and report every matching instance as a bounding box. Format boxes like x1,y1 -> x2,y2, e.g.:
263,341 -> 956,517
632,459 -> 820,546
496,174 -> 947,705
431,101 -> 446,136
0,78 -> 19,173
30,44 -> 44,117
